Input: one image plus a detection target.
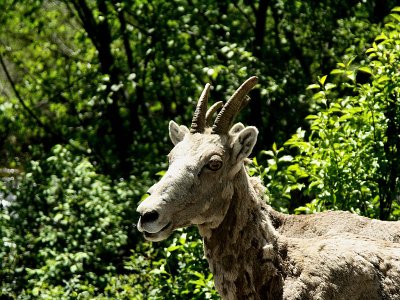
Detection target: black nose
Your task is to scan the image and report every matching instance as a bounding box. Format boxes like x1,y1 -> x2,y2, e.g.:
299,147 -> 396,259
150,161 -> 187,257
141,210 -> 159,224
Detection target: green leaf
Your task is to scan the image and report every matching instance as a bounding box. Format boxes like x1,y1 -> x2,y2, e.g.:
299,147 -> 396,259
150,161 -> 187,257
325,83 -> 336,90
32,288 -> 40,296
377,75 -> 390,84
189,279 -> 206,287
374,33 -> 388,42
385,22 -> 397,29
156,170 -> 166,177
306,83 -> 320,90
390,13 -> 400,22
346,71 -> 356,82
179,233 -> 187,244
346,56 -> 356,67
167,245 -> 181,252
261,150 -> 275,157
358,66 -> 372,75
330,69 -> 344,75
140,193 -> 149,202
338,114 -> 352,122
54,213 -> 63,222
319,75 -> 328,85
278,155 -> 294,162
191,270 -> 205,279
305,114 -> 319,120
312,91 -> 325,101
70,265 -> 78,273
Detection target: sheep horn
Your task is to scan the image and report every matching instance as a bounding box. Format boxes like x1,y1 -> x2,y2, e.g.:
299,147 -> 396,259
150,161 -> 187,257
205,101 -> 223,127
212,76 -> 258,134
190,83 -> 211,133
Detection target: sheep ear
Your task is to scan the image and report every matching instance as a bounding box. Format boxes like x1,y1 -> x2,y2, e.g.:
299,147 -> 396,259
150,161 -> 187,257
229,123 -> 245,135
169,121 -> 189,145
231,126 -> 258,162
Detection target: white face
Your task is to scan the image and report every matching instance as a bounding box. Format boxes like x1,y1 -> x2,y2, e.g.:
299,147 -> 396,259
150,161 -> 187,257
136,122 -> 258,241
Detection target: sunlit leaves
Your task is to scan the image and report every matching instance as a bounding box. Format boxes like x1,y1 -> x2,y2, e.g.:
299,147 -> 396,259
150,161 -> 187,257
358,66 -> 373,75
109,229 -> 218,299
0,145 -> 145,296
253,10 -> 400,220
307,83 -> 320,90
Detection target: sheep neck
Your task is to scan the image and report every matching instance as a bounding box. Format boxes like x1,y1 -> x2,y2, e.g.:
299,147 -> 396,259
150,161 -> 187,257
200,168 -> 286,300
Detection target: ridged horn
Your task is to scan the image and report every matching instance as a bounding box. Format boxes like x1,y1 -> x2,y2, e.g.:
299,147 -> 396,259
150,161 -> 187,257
212,76 -> 258,134
205,101 -> 223,127
190,83 -> 211,133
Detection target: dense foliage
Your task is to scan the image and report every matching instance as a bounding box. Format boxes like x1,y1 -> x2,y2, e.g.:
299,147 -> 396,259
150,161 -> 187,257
254,8 -> 400,221
1,0 -> 399,299
1,0 -> 396,176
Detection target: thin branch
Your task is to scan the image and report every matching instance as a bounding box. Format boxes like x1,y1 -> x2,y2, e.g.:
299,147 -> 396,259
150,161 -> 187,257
233,2 -> 256,31
0,52 -> 93,158
282,27 -> 311,82
123,17 -> 150,36
247,0 -> 257,16
0,53 -> 53,136
270,3 -> 282,51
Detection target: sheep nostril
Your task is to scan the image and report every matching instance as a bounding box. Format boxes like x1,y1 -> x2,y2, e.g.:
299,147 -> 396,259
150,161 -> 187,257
141,210 -> 159,224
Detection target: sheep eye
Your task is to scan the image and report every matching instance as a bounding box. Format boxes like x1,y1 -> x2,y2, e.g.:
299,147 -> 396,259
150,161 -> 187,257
207,155 -> 222,171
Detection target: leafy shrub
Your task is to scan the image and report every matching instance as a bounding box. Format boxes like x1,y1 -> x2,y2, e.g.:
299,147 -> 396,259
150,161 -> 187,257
0,175 -> 18,298
101,229 -> 218,300
0,145 -> 146,298
253,7 -> 400,220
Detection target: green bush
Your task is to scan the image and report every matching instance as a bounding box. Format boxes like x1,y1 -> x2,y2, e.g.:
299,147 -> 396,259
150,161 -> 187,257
101,229 -> 218,300
0,145 -> 147,298
253,7 -> 400,220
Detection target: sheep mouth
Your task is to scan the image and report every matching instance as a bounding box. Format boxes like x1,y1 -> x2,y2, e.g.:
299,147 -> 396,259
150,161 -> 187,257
143,222 -> 172,241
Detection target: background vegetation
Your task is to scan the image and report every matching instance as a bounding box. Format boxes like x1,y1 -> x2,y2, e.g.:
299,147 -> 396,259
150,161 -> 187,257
1,0 -> 399,298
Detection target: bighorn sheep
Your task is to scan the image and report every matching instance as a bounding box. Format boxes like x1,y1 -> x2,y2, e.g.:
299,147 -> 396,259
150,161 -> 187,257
137,77 -> 400,299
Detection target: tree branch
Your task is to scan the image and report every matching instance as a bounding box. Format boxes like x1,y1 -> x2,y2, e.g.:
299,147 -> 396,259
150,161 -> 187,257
0,52 -> 95,159
114,5 -> 135,72
233,2 -> 256,31
0,53 -> 58,139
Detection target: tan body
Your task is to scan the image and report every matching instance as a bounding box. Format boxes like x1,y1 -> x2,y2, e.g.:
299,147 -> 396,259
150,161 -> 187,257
137,77 -> 400,299
202,168 -> 400,299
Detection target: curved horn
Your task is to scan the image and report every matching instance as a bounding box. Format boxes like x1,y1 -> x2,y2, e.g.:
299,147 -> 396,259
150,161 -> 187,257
190,83 -> 211,133
212,76 -> 258,134
205,101 -> 223,127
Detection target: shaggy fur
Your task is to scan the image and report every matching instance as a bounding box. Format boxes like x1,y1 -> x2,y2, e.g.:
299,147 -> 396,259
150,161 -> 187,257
137,78 -> 400,299
200,168 -> 400,299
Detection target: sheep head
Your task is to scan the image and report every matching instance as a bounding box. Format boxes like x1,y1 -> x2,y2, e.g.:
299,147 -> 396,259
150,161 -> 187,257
136,77 -> 258,241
